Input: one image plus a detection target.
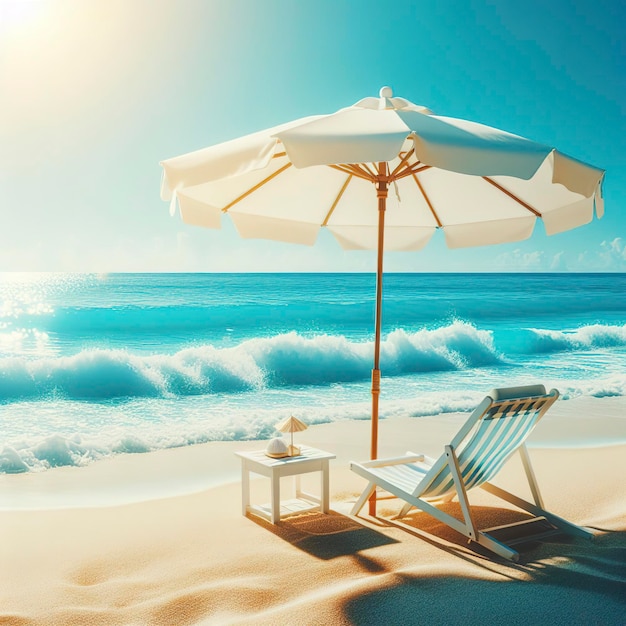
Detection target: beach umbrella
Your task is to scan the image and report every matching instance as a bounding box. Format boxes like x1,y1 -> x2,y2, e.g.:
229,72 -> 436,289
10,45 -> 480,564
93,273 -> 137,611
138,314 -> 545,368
159,87 -> 605,513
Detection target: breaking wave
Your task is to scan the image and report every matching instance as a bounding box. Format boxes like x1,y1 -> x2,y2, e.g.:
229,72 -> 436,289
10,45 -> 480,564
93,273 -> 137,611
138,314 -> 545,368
521,324 -> 626,354
0,322 -> 499,402
559,373 -> 626,400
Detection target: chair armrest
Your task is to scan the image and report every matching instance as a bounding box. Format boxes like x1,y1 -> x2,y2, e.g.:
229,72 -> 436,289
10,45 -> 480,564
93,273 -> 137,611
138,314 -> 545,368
356,453 -> 425,468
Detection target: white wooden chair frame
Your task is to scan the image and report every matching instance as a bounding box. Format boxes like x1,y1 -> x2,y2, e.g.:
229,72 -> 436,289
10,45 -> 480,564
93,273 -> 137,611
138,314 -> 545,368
350,386 -> 594,561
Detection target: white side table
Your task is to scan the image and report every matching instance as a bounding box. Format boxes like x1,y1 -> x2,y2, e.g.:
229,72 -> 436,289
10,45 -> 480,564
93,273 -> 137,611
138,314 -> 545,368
235,446 -> 336,524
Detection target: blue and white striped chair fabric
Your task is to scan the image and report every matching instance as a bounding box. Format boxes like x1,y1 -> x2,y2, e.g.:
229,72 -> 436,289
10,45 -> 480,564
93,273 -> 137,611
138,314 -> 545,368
422,386 -> 553,499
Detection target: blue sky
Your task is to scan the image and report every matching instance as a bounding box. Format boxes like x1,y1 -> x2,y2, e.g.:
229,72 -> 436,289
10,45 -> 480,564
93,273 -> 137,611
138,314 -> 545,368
1,0 -> 624,272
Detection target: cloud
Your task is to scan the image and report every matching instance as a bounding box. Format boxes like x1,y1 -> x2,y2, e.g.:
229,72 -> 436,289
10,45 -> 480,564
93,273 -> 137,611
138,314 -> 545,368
550,251 -> 565,270
494,249 -> 545,270
568,238 -> 626,271
597,238 -> 626,269
491,238 -> 626,273
543,239 -> 626,272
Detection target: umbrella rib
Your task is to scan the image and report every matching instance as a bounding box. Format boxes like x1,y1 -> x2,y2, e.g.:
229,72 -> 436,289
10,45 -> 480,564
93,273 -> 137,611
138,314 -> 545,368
221,163 -> 293,212
395,163 -> 431,181
411,172 -> 443,228
329,164 -> 375,182
362,163 -> 378,179
390,148 -> 416,178
322,174 -> 353,226
482,177 -> 542,217
349,163 -> 377,180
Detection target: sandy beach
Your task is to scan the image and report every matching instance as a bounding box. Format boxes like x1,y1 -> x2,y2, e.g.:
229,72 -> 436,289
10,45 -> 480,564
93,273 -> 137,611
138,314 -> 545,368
1,396 -> 625,625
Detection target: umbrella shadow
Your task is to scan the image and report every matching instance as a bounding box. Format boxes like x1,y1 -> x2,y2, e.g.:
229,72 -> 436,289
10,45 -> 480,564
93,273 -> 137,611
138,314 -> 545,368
340,526 -> 626,626
247,510 -> 398,567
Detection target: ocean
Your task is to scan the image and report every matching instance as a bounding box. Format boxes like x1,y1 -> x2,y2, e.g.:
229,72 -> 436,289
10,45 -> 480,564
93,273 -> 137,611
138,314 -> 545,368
1,272 -> 625,474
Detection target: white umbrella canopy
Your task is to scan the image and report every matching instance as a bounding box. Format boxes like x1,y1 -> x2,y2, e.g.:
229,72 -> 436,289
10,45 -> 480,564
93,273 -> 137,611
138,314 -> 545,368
161,87 -> 604,252
160,87 -> 604,513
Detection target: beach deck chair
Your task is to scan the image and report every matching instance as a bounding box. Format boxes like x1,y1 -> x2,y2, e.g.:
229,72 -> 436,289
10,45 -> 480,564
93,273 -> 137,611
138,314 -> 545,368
350,384 -> 594,561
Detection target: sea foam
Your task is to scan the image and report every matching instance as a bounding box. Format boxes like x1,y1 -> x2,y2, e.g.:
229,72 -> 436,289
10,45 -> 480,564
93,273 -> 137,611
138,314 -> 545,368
2,373 -> 625,474
0,389 -> 486,473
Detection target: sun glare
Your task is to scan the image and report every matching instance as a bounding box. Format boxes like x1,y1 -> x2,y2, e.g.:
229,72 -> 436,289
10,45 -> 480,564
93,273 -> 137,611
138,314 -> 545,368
0,272 -> 49,284
0,0 -> 45,30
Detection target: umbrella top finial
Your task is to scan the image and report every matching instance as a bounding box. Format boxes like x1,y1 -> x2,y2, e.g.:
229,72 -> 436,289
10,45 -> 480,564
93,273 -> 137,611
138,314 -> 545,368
350,88 -> 432,114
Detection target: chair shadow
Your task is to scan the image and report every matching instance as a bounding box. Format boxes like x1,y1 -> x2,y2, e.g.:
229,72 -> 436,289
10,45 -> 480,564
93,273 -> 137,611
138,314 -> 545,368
340,525 -> 626,626
247,509 -> 398,563
379,502 -> 583,564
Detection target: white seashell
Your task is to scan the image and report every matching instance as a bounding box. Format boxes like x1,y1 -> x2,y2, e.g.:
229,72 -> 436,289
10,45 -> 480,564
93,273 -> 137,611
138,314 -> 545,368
265,437 -> 289,458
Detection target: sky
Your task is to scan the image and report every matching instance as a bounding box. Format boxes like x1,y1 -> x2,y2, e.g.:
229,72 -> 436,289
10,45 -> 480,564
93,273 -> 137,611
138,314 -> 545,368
0,0 -> 624,272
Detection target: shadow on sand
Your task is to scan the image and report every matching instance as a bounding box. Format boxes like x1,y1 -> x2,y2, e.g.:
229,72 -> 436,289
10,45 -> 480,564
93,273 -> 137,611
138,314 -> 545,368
247,509 -> 398,565
342,503 -> 626,626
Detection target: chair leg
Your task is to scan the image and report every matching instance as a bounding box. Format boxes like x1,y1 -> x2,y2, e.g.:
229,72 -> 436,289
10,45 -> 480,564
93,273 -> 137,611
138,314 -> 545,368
397,501 -> 413,519
445,445 -> 478,541
351,482 -> 376,516
518,444 -> 544,508
475,531 -> 520,561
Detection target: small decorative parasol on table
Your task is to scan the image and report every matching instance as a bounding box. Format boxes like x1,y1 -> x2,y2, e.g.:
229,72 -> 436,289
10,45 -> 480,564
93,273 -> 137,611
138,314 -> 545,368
275,416 -> 308,457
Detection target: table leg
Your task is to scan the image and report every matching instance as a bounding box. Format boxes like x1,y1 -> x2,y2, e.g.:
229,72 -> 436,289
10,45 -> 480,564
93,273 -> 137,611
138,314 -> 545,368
271,472 -> 280,524
241,461 -> 250,517
295,474 -> 301,499
321,460 -> 330,513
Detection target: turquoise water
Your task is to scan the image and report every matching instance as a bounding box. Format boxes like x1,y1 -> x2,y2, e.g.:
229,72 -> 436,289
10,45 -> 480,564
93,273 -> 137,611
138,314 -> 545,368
1,272 -> 625,473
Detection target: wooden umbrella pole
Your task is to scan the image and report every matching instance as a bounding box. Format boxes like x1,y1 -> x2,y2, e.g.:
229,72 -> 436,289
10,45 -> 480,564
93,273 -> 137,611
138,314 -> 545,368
369,163 -> 388,516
